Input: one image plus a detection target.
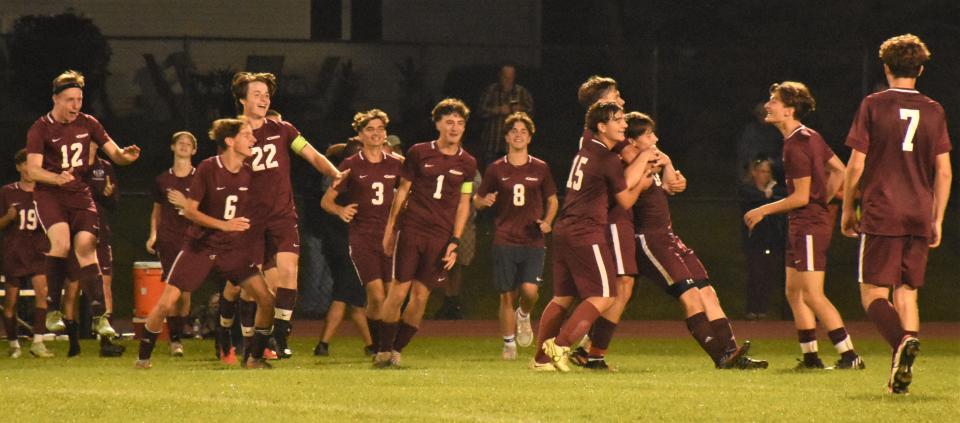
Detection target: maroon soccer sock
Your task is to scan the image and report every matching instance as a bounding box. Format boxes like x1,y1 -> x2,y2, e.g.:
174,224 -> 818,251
139,328 -> 160,360
866,299 -> 905,350
709,317 -> 738,352
33,308 -> 47,336
368,318 -> 381,346
168,316 -> 183,342
827,327 -> 857,361
556,302 -> 602,347
534,302 -> 567,364
251,327 -> 273,360
239,300 -> 256,329
392,322 -> 419,352
2,314 -> 16,341
44,256 -> 68,307
219,296 -> 237,327
904,330 -> 918,338
587,317 -> 618,358
379,321 -> 399,353
274,287 -> 297,323
685,312 -> 725,365
798,328 -> 819,362
77,264 -> 105,316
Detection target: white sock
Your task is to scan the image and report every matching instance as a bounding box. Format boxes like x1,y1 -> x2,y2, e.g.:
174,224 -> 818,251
33,334 -> 43,344
9,340 -> 20,349
516,309 -> 529,319
503,336 -> 516,346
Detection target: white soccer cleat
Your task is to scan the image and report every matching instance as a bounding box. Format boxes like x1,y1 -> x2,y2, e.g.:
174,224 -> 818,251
45,310 -> 66,332
502,343 -> 518,360
542,337 -> 571,373
170,341 -> 184,357
29,342 -> 54,358
516,308 -> 534,347
8,346 -> 22,359
529,359 -> 557,372
389,350 -> 402,367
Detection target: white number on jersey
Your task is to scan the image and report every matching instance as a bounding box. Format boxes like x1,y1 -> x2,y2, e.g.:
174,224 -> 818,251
899,108 -> 920,152
18,208 -> 37,230
251,144 -> 279,171
371,181 -> 384,205
512,183 -> 525,206
565,155 -> 588,191
224,195 -> 238,219
60,143 -> 83,168
433,174 -> 445,199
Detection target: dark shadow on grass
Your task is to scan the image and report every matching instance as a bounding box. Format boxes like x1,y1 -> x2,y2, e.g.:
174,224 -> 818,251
846,393 -> 953,402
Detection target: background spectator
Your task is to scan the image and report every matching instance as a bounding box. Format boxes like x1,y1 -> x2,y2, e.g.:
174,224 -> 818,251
737,157 -> 787,320
736,103 -> 783,184
478,64 -> 534,166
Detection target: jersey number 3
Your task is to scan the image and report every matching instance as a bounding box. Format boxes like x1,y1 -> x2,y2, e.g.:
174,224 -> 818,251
900,108 -> 919,152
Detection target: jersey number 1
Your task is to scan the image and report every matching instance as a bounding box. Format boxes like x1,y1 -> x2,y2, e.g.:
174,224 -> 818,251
900,108 -> 919,152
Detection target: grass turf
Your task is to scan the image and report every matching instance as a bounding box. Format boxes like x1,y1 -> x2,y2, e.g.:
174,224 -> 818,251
1,336 -> 957,421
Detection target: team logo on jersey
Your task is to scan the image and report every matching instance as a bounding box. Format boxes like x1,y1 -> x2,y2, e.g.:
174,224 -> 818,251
266,135 -> 280,140
216,186 -> 226,190
93,169 -> 105,178
359,175 -> 368,179
524,177 -> 539,181
52,137 -> 62,143
449,169 -> 463,175
501,177 -> 510,181
76,133 -> 89,139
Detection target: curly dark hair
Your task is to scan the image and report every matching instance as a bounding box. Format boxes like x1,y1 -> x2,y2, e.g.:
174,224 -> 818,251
879,34 -> 930,78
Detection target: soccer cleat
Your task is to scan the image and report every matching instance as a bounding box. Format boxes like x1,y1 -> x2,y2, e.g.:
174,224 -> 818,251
45,310 -> 66,332
734,356 -> 769,370
529,360 -> 557,372
830,355 -> 865,370
99,342 -> 125,357
29,343 -> 54,358
8,346 -> 22,359
569,347 -> 589,367
717,340 -> 751,369
263,348 -> 278,360
793,357 -> 826,371
389,350 -> 402,367
372,351 -> 392,368
134,359 -> 152,369
170,341 -> 184,357
93,315 -> 117,338
364,345 -> 377,357
220,347 -> 238,365
516,308 -> 534,347
584,358 -> 618,372
542,338 -> 571,373
313,342 -> 330,357
244,357 -> 273,369
889,337 -> 920,394
278,348 -> 292,359
502,343 -> 518,360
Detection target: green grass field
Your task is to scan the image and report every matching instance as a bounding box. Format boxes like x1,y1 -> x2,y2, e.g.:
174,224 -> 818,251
1,336 -> 957,422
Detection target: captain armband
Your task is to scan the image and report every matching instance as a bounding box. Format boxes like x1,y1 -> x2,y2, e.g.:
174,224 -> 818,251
290,135 -> 313,154
460,181 -> 474,194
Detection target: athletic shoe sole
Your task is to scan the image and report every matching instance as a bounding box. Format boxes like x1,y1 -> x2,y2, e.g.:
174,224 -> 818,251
889,337 -> 920,394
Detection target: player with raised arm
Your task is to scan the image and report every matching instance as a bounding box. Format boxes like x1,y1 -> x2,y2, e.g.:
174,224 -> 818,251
474,112 -> 558,360
146,131 -> 198,357
316,109 -> 402,356
376,99 -> 477,368
136,118 -> 275,369
630,112 -> 766,370
841,34 -> 951,394
231,72 -> 341,358
1,149 -> 54,358
745,81 -> 863,370
531,101 -> 651,372
25,70 -> 140,343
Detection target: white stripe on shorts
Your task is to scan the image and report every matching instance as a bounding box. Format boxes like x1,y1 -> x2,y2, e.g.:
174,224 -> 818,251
166,250 -> 185,284
391,231 -> 400,282
639,234 -> 673,285
610,224 -> 625,274
591,244 -> 610,297
857,234 -> 866,284
347,246 -> 364,286
805,234 -> 814,272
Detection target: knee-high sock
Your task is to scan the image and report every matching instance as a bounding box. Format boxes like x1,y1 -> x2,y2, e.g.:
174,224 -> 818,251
587,317 -> 618,358
866,299 -> 905,351
709,317 -> 737,352
274,287 -> 297,323
392,322 -> 418,352
45,256 -> 68,309
378,321 -> 399,353
3,314 -> 16,341
33,308 -> 47,338
556,302 -> 602,347
686,312 -> 725,365
534,302 -> 567,364
798,328 -> 818,362
138,326 -> 160,360
168,316 -> 183,342
367,318 -> 381,347
77,264 -> 105,316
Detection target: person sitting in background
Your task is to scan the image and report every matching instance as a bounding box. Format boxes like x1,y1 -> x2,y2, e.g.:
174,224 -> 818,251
737,157 -> 786,320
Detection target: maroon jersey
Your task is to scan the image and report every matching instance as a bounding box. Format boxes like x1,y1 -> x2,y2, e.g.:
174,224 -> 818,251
335,149 -> 404,236
184,156 -> 253,252
554,138 -> 627,245
87,157 -> 118,210
248,119 -> 300,220
399,141 -> 478,238
846,89 -> 952,237
632,175 -> 673,233
0,183 -> 48,253
25,112 -> 111,194
477,155 -> 557,247
782,126 -> 835,232
153,167 -> 196,245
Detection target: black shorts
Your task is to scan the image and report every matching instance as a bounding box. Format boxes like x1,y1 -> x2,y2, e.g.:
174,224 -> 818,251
328,250 -> 366,308
493,244 -> 545,293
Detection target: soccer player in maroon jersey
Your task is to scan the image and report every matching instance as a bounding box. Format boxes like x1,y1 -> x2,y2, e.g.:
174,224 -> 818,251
841,34 -> 952,394
376,98 -> 478,367
629,112 -> 766,370
1,149 -> 55,358
136,118 -> 275,369
745,81 -> 863,370
532,101 -> 651,372
231,72 -> 341,358
25,70 -> 140,341
474,112 -> 558,360
316,109 -> 401,356
146,131 -> 198,357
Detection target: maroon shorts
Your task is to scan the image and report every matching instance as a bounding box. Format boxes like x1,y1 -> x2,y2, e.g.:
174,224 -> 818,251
155,238 -> 184,281
636,230 -> 708,293
552,238 -> 617,298
349,232 -> 392,284
609,222 -> 638,276
3,240 -> 47,282
786,228 -> 831,272
166,245 -> 261,293
393,230 -> 447,289
858,233 -> 929,289
33,188 -> 99,236
258,212 -> 301,270
96,242 -> 113,276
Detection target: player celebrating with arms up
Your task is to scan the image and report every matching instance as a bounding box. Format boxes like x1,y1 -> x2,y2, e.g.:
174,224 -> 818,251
842,34 -> 951,394
26,70 -> 140,340
474,112 -> 558,360
745,81 -> 863,370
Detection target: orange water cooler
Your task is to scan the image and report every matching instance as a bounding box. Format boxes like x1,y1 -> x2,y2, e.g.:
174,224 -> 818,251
132,261 -> 168,340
